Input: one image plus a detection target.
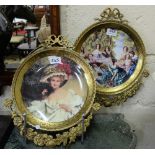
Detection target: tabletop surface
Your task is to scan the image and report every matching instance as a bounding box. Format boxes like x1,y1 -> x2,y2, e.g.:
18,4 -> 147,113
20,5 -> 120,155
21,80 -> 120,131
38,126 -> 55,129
3,113 -> 137,149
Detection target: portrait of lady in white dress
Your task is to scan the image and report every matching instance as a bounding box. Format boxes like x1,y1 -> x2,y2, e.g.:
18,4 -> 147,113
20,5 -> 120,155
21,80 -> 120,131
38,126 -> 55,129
21,57 -> 87,122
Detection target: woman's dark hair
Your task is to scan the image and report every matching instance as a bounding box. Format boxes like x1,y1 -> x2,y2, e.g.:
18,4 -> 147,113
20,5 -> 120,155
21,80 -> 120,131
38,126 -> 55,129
60,79 -> 68,87
43,83 -> 54,97
129,50 -> 135,56
22,82 -> 53,101
105,46 -> 111,52
96,44 -> 101,49
81,47 -> 85,54
112,58 -> 117,65
123,46 -> 129,52
103,46 -> 113,58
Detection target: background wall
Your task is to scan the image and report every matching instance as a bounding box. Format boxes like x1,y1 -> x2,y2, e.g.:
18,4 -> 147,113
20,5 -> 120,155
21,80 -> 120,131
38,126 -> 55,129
60,5 -> 155,148
1,5 -> 155,148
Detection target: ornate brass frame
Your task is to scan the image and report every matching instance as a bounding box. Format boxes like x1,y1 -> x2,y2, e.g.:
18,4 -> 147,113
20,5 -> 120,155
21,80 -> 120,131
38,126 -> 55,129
4,98 -> 100,147
11,35 -> 96,132
74,8 -> 146,106
5,35 -> 100,147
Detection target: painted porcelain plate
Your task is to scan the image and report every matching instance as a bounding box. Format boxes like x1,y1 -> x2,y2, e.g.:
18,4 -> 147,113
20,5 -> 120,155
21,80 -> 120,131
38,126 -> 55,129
12,46 -> 96,131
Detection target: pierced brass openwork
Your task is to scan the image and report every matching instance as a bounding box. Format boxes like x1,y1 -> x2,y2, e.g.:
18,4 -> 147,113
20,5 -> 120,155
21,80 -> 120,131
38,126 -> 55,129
39,34 -> 73,49
95,8 -> 128,24
5,99 -> 100,147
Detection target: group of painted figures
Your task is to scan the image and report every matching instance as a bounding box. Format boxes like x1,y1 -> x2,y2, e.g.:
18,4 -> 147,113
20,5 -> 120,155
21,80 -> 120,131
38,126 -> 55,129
81,44 -> 138,87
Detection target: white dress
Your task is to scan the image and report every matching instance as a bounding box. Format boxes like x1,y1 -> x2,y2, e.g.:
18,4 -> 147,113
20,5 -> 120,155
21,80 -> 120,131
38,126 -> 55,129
27,89 -> 83,122
92,49 -> 102,61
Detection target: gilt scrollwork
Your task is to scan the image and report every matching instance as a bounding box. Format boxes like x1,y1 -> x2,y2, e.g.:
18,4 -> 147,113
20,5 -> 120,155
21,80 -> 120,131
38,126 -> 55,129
4,98 -> 14,111
11,111 -> 93,147
39,35 -> 73,49
95,8 -> 128,24
143,69 -> 150,78
95,80 -> 142,107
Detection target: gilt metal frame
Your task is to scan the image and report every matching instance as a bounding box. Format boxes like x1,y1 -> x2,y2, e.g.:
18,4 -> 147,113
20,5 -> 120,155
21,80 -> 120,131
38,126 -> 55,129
74,8 -> 147,106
